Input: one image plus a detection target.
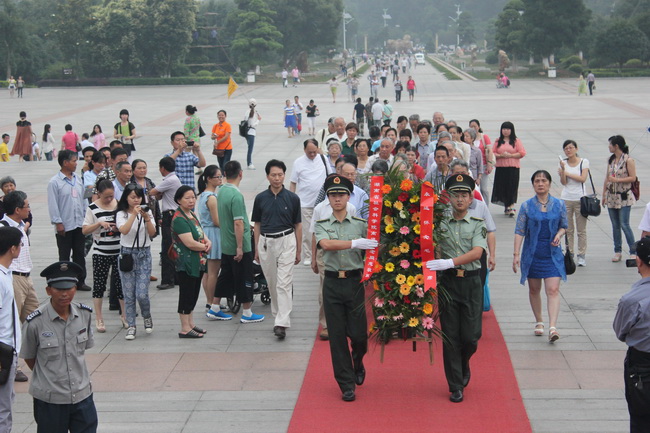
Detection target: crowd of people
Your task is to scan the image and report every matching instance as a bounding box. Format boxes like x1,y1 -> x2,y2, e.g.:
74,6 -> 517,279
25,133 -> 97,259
0,66 -> 648,429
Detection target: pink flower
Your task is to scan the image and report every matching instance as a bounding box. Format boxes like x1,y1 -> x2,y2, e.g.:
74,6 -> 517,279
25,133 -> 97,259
415,287 -> 424,298
393,314 -> 404,321
399,226 -> 410,235
388,300 -> 397,307
400,260 -> 410,269
374,297 -> 384,307
422,317 -> 434,329
377,315 -> 386,321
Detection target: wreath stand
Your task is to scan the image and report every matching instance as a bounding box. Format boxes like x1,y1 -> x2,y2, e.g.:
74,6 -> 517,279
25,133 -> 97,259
379,329 -> 435,365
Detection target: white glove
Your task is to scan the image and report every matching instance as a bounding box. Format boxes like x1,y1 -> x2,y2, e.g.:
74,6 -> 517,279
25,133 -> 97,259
351,238 -> 378,250
426,259 -> 455,271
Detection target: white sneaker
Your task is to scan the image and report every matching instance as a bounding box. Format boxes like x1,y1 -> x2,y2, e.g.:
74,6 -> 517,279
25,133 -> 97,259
248,164 -> 255,170
303,259 -> 312,266
577,256 -> 586,267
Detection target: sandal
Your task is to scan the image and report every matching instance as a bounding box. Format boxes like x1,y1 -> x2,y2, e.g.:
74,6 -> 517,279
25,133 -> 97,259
96,319 -> 106,333
120,316 -> 129,329
179,329 -> 204,339
612,253 -> 622,262
534,322 -> 544,336
549,327 -> 560,343
192,326 -> 207,335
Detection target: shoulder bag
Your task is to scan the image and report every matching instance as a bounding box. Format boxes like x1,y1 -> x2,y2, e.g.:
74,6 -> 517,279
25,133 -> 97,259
564,236 -> 576,275
626,159 -> 640,200
580,162 -> 601,217
119,215 -> 142,272
238,119 -> 250,138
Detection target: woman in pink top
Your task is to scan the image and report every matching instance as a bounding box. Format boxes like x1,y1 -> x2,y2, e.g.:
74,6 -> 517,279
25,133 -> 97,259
491,121 -> 526,216
406,76 -> 416,101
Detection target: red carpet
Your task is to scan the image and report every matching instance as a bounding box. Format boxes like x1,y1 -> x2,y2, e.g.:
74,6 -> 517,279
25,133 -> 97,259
288,310 -> 531,433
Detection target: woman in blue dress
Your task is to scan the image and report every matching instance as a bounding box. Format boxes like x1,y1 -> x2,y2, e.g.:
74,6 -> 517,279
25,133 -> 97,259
283,99 -> 297,138
513,170 -> 568,342
197,165 -> 223,310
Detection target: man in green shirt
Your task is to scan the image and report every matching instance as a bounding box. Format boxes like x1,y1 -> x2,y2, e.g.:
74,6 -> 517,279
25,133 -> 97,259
208,160 -> 264,323
426,174 -> 487,403
315,175 -> 377,402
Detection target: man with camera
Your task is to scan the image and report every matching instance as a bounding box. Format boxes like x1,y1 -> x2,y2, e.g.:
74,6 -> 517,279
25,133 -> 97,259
613,237 -> 650,432
165,131 -> 206,190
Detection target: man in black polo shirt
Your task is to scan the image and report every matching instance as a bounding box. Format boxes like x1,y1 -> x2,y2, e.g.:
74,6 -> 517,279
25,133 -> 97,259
252,159 -> 302,339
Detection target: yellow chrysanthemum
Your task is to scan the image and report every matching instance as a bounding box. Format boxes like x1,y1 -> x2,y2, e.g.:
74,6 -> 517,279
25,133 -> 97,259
400,284 -> 411,295
393,201 -> 404,211
385,262 -> 395,272
384,200 -> 392,208
389,246 -> 401,257
422,303 -> 433,315
413,224 -> 421,235
399,242 -> 409,253
384,215 -> 394,225
408,317 -> 419,327
415,274 -> 424,285
385,224 -> 395,234
407,275 -> 416,286
410,195 -> 419,203
411,212 -> 421,223
414,261 -> 422,268
395,274 -> 406,284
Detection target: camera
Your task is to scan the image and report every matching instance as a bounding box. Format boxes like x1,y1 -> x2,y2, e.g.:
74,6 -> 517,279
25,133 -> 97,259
186,140 -> 194,147
141,205 -> 150,213
626,258 -> 637,268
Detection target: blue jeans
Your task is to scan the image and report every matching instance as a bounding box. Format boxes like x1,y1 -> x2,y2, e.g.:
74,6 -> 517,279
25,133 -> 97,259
608,206 -> 636,254
246,134 -> 255,166
217,149 -> 232,170
119,246 -> 152,327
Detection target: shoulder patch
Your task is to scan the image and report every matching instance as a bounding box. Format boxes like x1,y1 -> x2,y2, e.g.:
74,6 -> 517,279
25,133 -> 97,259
352,216 -> 367,222
470,216 -> 485,222
78,303 -> 93,312
26,310 -> 42,322
316,218 -> 329,223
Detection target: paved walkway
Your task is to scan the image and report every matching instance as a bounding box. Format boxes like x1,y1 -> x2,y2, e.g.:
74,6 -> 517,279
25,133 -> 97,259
2,62 -> 648,432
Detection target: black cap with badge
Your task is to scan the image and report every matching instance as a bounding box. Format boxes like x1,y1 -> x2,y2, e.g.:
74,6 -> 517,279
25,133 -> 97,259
40,261 -> 83,290
635,237 -> 650,265
445,173 -> 475,193
324,174 -> 353,196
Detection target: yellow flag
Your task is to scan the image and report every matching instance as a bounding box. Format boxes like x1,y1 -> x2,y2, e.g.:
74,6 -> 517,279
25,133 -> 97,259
227,77 -> 238,99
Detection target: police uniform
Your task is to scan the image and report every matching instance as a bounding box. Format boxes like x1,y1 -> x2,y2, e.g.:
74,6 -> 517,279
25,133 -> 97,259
437,175 -> 487,400
613,238 -> 650,432
314,175 -> 369,401
20,262 -> 98,433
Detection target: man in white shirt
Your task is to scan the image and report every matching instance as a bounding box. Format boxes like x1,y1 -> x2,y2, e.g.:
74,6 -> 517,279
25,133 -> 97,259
112,161 -> 133,201
317,117 -> 336,153
290,139 -> 330,266
326,117 -> 347,144
371,99 -> 384,128
367,138 -> 395,168
0,226 -> 22,432
292,96 -> 303,136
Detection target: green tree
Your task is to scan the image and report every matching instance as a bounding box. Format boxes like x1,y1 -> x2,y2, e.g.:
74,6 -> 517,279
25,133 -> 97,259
149,0 -> 196,77
230,0 -> 283,71
52,0 -> 95,73
594,19 -> 650,68
521,0 -> 591,59
273,0 -> 343,68
458,12 -> 475,45
494,0 -> 526,67
0,0 -> 28,78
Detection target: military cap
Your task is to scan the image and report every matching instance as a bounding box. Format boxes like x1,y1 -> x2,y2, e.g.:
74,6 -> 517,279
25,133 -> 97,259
445,173 -> 475,193
324,174 -> 353,195
40,261 -> 83,290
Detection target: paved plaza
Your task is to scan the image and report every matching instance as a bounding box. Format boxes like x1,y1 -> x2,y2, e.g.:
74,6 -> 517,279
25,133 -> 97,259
1,62 -> 649,432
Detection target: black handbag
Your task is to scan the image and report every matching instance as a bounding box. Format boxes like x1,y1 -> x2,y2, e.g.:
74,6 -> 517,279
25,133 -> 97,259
199,125 -> 206,138
119,215 -> 142,272
580,167 -> 601,217
0,303 -> 16,385
238,119 -> 249,137
564,237 -> 576,275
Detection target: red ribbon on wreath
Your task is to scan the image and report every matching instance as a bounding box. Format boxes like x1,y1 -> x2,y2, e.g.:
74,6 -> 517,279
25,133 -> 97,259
420,181 -> 436,292
361,176 -> 384,282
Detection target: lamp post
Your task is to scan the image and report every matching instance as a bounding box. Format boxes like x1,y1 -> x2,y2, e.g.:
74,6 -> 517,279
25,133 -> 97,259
342,10 -> 353,52
448,4 -> 461,48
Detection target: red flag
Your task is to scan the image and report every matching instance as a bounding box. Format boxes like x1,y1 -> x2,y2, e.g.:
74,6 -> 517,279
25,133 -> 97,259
361,176 -> 384,281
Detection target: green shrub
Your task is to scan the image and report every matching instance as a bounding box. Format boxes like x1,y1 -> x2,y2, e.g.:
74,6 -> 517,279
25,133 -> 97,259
588,58 -> 609,68
195,70 -> 212,77
624,58 -> 643,68
37,78 -> 110,87
40,62 -> 76,80
485,51 -> 498,65
212,70 -> 226,78
567,63 -> 583,74
170,64 -> 190,77
561,55 -> 582,68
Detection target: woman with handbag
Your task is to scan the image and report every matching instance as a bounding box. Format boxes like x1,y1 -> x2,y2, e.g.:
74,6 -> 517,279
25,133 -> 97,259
82,180 -> 126,332
211,109 -> 232,169
170,186 -> 211,338
113,109 -> 137,160
243,99 -> 261,170
513,170 -> 568,343
602,135 -> 637,262
559,140 -> 590,267
116,184 -> 156,340
184,105 -> 201,145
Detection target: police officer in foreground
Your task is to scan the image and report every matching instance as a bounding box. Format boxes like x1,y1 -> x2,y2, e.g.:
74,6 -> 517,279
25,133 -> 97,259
20,261 -> 98,433
613,238 -> 650,432
426,174 -> 487,403
314,174 -> 377,402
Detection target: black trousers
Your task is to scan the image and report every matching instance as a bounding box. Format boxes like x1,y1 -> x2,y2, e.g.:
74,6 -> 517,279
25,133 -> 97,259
160,210 -> 175,285
215,252 -> 254,304
55,227 -> 86,286
323,275 -> 368,392
625,347 -> 650,433
176,271 -> 203,314
34,394 -> 97,433
439,274 -> 483,392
